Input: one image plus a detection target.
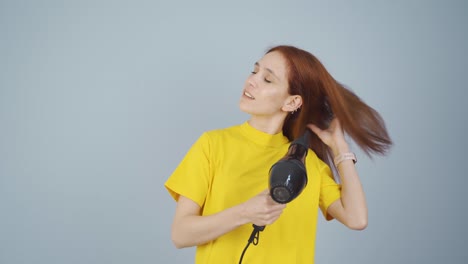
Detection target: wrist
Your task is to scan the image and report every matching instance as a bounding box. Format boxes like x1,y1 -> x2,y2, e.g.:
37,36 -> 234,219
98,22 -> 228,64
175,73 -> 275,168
334,152 -> 357,167
236,202 -> 251,226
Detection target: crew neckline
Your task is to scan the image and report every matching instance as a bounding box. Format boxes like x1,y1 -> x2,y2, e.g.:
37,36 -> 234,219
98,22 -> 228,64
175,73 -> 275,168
239,122 -> 289,147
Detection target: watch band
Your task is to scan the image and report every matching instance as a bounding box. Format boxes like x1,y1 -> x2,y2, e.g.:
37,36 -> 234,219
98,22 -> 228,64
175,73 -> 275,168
334,152 -> 357,167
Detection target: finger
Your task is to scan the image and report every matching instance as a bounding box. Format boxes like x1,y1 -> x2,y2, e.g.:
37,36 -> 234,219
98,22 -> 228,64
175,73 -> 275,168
266,197 -> 287,208
260,189 -> 269,195
329,118 -> 342,131
266,210 -> 284,224
253,189 -> 269,200
272,203 -> 286,211
306,124 -> 322,135
265,194 -> 279,204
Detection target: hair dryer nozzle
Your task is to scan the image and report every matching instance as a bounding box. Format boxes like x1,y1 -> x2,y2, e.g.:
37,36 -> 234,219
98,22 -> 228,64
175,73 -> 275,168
269,159 -> 307,204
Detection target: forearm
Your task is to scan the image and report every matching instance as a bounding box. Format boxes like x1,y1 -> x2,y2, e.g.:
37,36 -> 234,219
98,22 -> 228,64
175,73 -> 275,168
172,203 -> 247,248
333,143 -> 368,229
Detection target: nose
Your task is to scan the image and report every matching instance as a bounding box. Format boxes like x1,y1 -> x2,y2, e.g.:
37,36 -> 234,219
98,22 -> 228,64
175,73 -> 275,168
247,74 -> 257,88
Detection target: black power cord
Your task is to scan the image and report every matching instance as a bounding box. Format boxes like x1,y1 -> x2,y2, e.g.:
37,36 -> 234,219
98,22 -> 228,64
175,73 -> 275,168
238,225 -> 265,264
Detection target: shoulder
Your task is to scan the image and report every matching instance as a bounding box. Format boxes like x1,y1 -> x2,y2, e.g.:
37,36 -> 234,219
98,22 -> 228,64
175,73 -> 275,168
188,124 -> 244,159
305,149 -> 330,171
188,124 -> 243,151
203,123 -> 244,141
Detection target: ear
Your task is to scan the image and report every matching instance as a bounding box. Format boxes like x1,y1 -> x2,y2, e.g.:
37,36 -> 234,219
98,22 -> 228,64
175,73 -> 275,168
282,95 -> 303,112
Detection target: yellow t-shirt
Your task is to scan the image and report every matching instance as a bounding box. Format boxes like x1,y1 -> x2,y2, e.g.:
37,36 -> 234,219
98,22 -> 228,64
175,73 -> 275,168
165,122 -> 341,264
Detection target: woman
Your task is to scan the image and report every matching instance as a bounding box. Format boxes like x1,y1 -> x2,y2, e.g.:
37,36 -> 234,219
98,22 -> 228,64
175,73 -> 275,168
165,45 -> 392,263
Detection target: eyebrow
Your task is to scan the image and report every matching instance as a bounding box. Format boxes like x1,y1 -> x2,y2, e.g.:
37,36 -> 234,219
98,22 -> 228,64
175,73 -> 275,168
255,62 -> 280,81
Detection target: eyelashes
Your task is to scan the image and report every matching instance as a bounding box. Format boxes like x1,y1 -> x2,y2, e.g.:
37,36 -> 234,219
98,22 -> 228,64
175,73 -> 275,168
251,71 -> 272,83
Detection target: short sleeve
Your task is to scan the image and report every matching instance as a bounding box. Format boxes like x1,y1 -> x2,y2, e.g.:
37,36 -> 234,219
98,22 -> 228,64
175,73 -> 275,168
164,132 -> 212,207
318,164 -> 342,221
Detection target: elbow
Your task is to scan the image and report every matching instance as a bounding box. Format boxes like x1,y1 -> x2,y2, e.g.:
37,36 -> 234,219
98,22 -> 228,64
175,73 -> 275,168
171,231 -> 190,249
349,221 -> 367,231
171,238 -> 184,249
172,241 -> 187,249
347,217 -> 368,231
171,235 -> 187,249
171,220 -> 190,249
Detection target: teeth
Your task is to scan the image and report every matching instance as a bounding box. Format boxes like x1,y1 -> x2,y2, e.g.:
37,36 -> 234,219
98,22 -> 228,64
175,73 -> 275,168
244,91 -> 255,99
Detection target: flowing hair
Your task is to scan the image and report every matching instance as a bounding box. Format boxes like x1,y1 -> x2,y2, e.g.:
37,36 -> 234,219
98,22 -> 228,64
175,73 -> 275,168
267,45 -> 392,167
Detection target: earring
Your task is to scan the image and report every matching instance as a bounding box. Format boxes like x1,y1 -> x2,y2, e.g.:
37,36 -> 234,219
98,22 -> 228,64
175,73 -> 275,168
291,107 -> 300,114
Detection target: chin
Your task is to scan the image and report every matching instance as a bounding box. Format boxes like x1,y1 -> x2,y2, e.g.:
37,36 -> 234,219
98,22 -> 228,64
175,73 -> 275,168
238,103 -> 253,115
238,104 -> 248,114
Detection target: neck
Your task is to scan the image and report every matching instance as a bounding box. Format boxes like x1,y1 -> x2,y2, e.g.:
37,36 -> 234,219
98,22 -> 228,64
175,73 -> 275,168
247,114 -> 286,135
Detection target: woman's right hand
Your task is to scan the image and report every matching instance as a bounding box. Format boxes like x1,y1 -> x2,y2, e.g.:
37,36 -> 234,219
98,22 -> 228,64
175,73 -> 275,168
241,189 -> 286,226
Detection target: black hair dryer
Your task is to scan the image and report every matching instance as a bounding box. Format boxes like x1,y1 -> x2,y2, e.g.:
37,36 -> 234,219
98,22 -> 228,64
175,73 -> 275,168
246,130 -> 311,253
269,130 -> 310,204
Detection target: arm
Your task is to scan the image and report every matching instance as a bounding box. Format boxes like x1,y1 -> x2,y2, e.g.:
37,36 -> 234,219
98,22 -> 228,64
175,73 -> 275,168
326,141 -> 368,230
171,196 -> 245,248
308,119 -> 368,230
171,190 -> 286,248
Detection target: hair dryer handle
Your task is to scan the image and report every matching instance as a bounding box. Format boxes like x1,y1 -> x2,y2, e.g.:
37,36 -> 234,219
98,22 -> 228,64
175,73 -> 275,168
252,224 -> 265,231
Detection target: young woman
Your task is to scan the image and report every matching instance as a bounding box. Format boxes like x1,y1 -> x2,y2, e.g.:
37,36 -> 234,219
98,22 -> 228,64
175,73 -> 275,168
165,45 -> 392,263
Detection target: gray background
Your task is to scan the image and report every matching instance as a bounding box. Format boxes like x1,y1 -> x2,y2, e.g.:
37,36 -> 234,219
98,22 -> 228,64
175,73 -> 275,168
1,0 -> 467,263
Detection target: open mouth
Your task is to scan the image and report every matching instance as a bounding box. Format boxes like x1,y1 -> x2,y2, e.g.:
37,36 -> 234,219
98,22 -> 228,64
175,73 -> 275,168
243,91 -> 255,100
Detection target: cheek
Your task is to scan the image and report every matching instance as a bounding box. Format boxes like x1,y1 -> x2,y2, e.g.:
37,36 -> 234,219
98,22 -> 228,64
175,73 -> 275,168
263,89 -> 289,106
252,96 -> 286,114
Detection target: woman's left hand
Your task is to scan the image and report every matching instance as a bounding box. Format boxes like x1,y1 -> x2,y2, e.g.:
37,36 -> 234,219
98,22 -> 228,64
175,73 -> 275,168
307,118 -> 349,155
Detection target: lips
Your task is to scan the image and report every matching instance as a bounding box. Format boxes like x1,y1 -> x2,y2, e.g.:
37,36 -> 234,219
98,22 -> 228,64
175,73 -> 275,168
243,91 -> 255,99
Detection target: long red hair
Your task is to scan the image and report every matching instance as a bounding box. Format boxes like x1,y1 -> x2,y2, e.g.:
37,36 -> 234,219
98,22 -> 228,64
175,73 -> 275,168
267,45 -> 392,166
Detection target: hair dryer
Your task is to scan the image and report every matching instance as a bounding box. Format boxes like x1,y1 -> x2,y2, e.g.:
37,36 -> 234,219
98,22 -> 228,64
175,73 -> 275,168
269,130 -> 310,204
240,131 -> 311,264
